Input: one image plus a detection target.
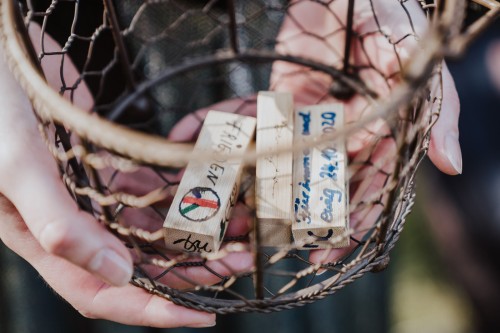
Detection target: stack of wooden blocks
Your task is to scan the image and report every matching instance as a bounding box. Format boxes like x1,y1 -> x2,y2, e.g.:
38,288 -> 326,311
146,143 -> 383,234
163,92 -> 349,253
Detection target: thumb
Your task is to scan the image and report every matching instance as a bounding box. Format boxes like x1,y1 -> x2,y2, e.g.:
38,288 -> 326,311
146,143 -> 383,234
2,156 -> 133,287
428,63 -> 462,175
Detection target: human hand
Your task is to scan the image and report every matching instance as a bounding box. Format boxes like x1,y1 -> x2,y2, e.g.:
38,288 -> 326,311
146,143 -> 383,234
272,0 -> 461,175
0,27 -> 248,327
172,0 -> 461,267
0,194 -> 215,327
269,0 -> 461,264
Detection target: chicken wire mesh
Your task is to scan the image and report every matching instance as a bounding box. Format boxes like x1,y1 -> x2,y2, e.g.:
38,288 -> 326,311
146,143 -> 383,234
0,0 -> 497,314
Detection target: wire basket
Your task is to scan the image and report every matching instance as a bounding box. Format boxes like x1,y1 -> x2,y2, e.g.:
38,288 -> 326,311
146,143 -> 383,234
0,0 -> 497,314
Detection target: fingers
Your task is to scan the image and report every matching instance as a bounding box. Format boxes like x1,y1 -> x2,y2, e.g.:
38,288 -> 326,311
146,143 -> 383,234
0,49 -> 133,287
270,1 -> 342,101
28,23 -> 93,110
225,202 -> 252,237
141,204 -> 253,290
168,97 -> 257,142
309,136 -> 394,265
82,285 -> 215,328
148,249 -> 253,290
6,165 -> 133,286
0,197 -> 215,328
427,63 -> 462,175
356,1 -> 462,175
0,139 -> 133,287
275,0 -> 344,64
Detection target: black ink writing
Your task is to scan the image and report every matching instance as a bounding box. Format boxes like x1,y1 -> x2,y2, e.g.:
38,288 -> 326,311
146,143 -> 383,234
303,229 -> 334,248
206,163 -> 225,186
173,234 -> 212,253
294,152 -> 312,224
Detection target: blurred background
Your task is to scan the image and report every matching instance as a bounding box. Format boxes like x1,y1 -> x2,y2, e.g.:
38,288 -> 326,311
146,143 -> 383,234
392,13 -> 500,333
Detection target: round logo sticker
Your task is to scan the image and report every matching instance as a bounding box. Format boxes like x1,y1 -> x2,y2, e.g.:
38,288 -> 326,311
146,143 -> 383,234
179,187 -> 221,222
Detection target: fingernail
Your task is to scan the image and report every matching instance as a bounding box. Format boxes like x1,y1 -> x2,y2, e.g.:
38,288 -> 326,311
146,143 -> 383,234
187,321 -> 216,328
445,134 -> 462,174
88,249 -> 132,286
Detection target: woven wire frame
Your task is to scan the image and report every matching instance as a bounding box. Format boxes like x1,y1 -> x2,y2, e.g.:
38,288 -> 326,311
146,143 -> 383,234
1,0 -> 494,314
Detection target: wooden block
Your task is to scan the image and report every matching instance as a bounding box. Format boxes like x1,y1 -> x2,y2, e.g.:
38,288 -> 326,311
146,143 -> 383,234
292,104 -> 349,249
255,91 -> 293,246
163,111 -> 256,253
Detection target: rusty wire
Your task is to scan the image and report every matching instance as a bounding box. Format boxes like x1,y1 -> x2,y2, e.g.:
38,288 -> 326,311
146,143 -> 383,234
0,0 -> 497,313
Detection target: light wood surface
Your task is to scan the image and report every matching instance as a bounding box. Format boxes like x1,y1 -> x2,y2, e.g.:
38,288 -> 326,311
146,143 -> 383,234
163,111 -> 256,253
255,91 -> 294,246
292,104 -> 349,249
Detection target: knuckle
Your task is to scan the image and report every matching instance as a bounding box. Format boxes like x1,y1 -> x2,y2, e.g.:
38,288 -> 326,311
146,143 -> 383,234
0,194 -> 16,215
39,221 -> 74,256
77,308 -> 98,320
0,196 -> 30,248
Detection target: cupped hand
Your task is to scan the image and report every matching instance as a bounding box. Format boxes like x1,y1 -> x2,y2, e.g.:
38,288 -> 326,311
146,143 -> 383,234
0,26 -> 230,327
272,0 -> 461,264
273,0 -> 460,174
0,3 -> 462,325
170,0 -> 461,268
0,195 -> 214,327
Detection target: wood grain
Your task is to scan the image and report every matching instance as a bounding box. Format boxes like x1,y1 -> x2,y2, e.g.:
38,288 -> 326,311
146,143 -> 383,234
255,91 -> 293,246
292,104 -> 349,249
163,111 -> 256,253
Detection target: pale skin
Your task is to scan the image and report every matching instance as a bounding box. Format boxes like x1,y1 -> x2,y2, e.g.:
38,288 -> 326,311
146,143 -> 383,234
0,0 -> 460,328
